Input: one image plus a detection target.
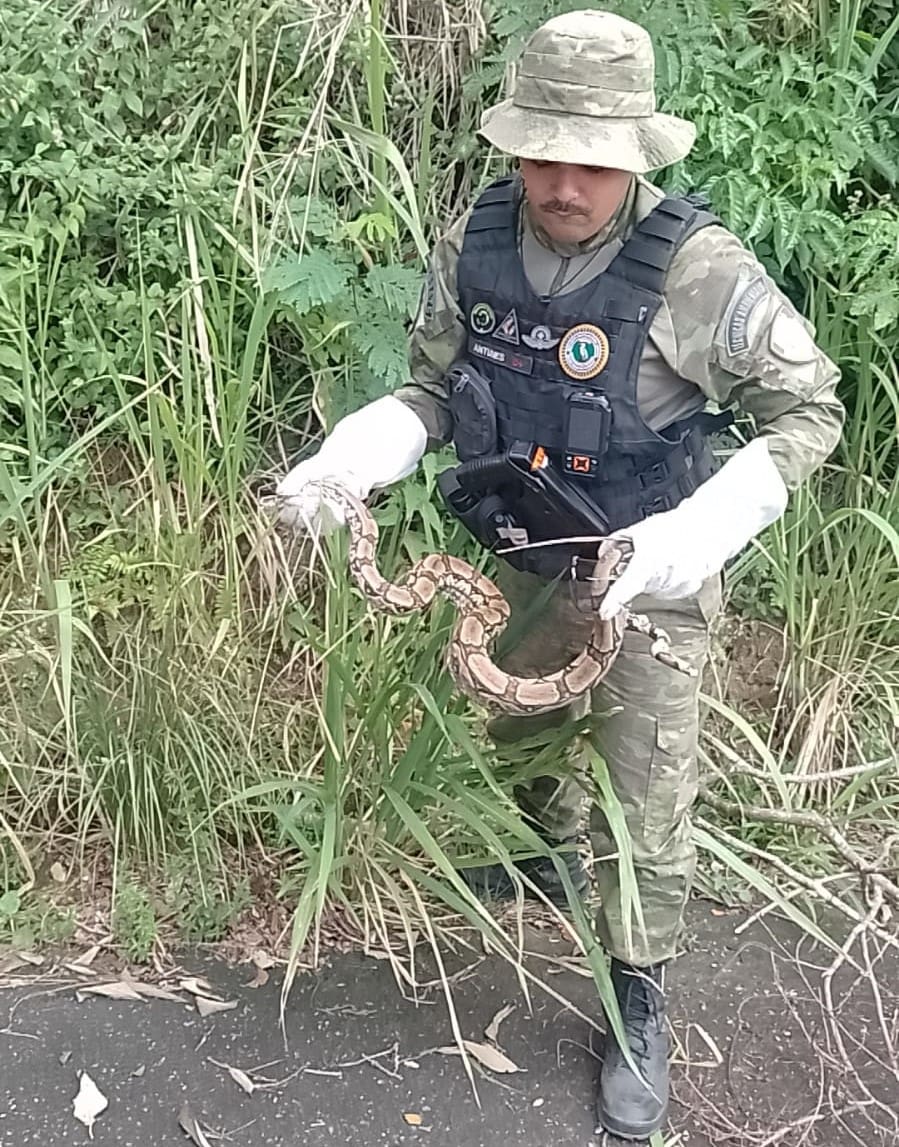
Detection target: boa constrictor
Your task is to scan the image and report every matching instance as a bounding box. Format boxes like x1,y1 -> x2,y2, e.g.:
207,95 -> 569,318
280,481 -> 696,718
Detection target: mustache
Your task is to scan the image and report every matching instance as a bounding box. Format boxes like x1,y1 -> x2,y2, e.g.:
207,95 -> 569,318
538,199 -> 590,217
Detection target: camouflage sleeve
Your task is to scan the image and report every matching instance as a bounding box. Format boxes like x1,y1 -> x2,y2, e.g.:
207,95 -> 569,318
391,211 -> 472,451
662,224 -> 845,489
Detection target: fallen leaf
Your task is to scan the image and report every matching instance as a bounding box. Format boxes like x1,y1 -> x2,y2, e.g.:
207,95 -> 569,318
438,1040 -> 523,1074
403,1113 -> 422,1126
73,1072 -> 108,1138
532,1097 -> 544,1108
64,963 -> 100,980
464,1040 -> 522,1074
131,1065 -> 146,1078
131,983 -> 187,1003
245,967 -> 269,990
50,862 -> 67,883
15,951 -> 45,967
0,953 -> 28,976
484,1003 -> 515,1045
178,1103 -> 213,1147
252,949 -> 274,970
179,977 -> 218,998
59,1051 -> 73,1067
227,1066 -> 254,1094
78,981 -> 145,1002
195,996 -> 238,1018
72,945 -> 101,968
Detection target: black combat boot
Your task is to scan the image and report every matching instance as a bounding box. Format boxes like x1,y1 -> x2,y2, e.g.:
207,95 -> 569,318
460,835 -> 589,908
596,958 -> 670,1140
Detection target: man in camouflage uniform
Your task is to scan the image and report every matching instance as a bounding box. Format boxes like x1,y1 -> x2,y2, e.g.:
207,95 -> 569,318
275,10 -> 844,1140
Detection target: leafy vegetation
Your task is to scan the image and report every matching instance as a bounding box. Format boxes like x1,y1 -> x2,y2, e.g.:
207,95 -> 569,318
0,0 -> 896,1020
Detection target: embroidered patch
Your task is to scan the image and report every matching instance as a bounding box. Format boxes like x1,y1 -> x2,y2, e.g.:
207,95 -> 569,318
769,305 -> 817,363
724,276 -> 768,356
558,324 -> 610,380
469,337 -> 533,375
493,308 -> 520,345
470,303 -> 496,336
522,324 -> 560,351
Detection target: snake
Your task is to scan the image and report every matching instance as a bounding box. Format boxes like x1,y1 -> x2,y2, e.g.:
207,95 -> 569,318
273,480 -> 697,718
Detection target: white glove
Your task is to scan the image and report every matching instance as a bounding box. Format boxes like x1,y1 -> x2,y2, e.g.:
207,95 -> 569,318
274,395 -> 428,531
598,437 -> 789,619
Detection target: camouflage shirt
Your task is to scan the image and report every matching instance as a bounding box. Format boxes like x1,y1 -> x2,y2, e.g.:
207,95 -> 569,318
393,176 -> 845,490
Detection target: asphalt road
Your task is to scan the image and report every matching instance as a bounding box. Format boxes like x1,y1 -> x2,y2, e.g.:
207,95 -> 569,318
1,901 -> 896,1146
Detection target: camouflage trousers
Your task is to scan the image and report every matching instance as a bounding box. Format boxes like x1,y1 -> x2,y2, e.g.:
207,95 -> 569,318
488,564 -> 721,967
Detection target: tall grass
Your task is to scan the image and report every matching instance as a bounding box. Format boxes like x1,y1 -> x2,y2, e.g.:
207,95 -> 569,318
0,0 -> 896,991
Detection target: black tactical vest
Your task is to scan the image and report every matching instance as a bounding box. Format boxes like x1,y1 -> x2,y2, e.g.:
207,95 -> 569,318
444,175 -> 732,577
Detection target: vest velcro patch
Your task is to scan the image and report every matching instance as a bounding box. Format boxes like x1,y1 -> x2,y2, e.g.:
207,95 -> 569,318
468,336 -> 533,375
493,308 -> 520,345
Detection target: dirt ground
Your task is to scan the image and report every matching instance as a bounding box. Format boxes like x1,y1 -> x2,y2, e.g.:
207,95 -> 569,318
1,897 -> 897,1146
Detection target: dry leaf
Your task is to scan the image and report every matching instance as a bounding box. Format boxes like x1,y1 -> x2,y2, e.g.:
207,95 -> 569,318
72,946 -> 101,968
227,1066 -> 255,1095
64,963 -> 100,980
78,981 -> 145,1002
15,951 -> 45,967
178,1103 -> 213,1147
403,1113 -> 422,1126
484,1003 -> 515,1044
50,861 -> 67,883
0,953 -> 28,976
73,1072 -> 108,1138
132,983 -> 187,1003
195,996 -> 238,1018
179,977 -> 218,998
245,967 -> 269,990
460,1040 -> 522,1074
252,949 -> 274,970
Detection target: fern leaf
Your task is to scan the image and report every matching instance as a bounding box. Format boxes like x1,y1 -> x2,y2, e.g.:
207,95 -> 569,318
349,315 -> 410,388
365,264 -> 423,320
263,247 -> 351,314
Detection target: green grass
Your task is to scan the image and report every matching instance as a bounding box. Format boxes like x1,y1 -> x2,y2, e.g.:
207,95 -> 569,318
0,0 -> 896,1063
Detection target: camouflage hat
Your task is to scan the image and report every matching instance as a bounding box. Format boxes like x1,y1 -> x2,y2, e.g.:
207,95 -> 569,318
478,10 -> 695,174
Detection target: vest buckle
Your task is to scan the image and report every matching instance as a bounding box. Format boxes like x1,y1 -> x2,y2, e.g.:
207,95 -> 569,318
638,459 -> 671,488
642,493 -> 674,517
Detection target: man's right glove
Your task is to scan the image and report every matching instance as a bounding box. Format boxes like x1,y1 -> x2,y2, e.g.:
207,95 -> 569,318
274,395 -> 429,532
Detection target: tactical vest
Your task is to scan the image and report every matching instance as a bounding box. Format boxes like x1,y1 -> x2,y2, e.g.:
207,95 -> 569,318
443,175 -> 732,578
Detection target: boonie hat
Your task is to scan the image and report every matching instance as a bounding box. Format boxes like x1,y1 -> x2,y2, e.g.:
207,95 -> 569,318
479,10 -> 695,173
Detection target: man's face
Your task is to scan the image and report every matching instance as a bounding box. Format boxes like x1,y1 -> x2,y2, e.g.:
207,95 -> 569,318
519,160 -> 633,244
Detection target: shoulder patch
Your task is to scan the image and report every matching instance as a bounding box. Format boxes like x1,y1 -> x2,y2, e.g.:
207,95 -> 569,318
769,305 -> 817,364
723,276 -> 768,357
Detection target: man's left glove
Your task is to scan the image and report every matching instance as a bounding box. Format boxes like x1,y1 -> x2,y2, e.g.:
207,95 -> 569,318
598,437 -> 788,619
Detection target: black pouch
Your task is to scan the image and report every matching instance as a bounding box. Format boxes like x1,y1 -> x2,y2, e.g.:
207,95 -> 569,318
446,363 -> 498,462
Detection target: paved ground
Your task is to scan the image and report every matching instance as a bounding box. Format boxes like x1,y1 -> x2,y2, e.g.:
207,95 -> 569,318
1,900 -> 897,1147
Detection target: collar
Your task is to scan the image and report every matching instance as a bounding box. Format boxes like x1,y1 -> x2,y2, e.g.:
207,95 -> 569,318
522,178 -> 638,258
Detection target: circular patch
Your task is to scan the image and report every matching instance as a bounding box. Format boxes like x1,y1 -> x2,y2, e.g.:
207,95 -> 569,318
558,324 -> 610,380
470,303 -> 496,336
